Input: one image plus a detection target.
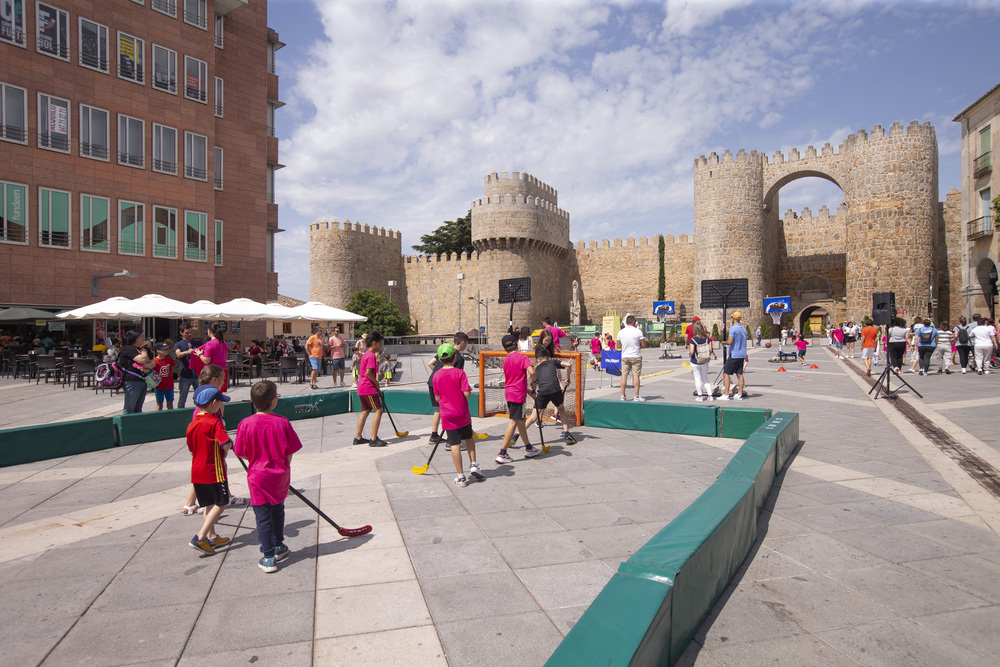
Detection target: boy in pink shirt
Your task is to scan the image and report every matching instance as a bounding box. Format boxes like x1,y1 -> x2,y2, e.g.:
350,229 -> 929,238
354,331 -> 386,447
795,335 -> 809,366
495,334 -> 541,463
234,380 -> 303,573
432,343 -> 481,487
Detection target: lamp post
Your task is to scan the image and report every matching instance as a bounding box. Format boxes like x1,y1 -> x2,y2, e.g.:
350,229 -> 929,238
387,280 -> 397,303
457,273 -> 465,331
92,269 -> 138,296
468,292 -> 493,345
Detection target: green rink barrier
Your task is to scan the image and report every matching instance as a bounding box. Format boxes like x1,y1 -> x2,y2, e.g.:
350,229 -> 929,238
718,436 -> 777,514
761,412 -> 800,472
717,406 -> 772,439
274,391 -> 350,421
350,390 -> 480,417
0,417 -> 116,467
113,401 -> 257,446
583,398 -> 718,436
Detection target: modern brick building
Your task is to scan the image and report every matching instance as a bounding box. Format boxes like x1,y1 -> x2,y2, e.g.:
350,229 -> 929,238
0,0 -> 279,338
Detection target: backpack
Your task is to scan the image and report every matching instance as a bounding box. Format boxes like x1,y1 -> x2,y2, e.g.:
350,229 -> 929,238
693,338 -> 711,365
957,326 -> 970,345
95,362 -> 124,389
918,328 -> 933,345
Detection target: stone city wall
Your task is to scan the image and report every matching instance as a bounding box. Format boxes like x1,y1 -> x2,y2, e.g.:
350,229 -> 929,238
402,252 -> 482,335
941,188 -> 963,326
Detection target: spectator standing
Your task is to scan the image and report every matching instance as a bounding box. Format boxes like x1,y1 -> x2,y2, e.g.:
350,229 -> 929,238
305,327 -> 325,390
860,318 -> 879,376
953,316 -> 974,374
153,343 -> 176,410
328,327 -> 346,387
887,318 -> 909,372
970,315 -> 999,375
687,320 -> 713,401
118,330 -> 155,414
195,323 -> 230,391
915,318 -> 938,376
517,326 -> 533,352
174,323 -> 198,408
617,314 -> 646,402
720,312 -> 748,400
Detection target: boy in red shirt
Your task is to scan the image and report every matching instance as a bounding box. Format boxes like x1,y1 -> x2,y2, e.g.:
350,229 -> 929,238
495,334 -> 541,463
153,342 -> 176,410
234,380 -> 303,573
354,331 -> 386,447
186,385 -> 233,555
433,343 -> 481,487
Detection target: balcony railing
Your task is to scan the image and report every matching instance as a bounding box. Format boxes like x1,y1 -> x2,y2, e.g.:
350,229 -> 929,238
119,239 -> 145,255
968,216 -> 994,241
974,151 -> 992,178
152,0 -> 176,16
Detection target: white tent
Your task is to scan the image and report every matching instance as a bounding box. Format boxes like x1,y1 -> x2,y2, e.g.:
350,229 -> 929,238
56,297 -> 136,319
285,301 -> 367,323
0,307 -> 63,321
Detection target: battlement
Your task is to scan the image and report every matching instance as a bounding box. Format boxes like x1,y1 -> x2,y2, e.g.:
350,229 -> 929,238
782,203 -> 847,221
309,218 -> 402,240
575,233 -> 692,250
483,171 -> 558,205
402,251 -> 480,264
470,194 -> 570,220
694,120 -> 937,168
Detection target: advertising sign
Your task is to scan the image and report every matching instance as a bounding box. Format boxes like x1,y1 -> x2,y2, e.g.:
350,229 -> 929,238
0,0 -> 25,45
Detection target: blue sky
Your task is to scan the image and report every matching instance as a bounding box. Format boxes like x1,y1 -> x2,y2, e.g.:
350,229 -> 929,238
268,0 -> 1000,301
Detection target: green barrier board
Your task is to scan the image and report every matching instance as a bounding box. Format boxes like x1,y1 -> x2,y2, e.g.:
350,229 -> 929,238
583,399 -> 718,436
717,406 -> 772,439
115,408 -> 196,446
274,391 -> 350,421
759,412 -> 800,472
350,390 -> 480,417
0,417 -> 116,467
718,436 -> 777,514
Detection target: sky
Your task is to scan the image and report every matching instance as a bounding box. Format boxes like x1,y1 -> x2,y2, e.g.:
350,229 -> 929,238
268,0 -> 1000,301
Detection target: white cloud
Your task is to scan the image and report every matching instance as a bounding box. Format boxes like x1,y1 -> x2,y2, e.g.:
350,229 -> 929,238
661,0 -> 751,35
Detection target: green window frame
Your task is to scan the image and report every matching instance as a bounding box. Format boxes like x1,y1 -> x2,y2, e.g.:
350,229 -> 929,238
119,200 -> 144,255
0,180 -> 28,244
980,126 -> 991,156
184,210 -> 207,261
39,186 -> 70,248
214,219 -> 223,266
153,205 -> 177,258
81,193 -> 109,252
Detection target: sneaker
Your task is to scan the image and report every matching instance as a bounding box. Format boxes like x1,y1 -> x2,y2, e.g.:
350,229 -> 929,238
207,535 -> 231,548
258,556 -> 278,573
563,432 -> 577,445
734,393 -> 744,400
962,368 -> 967,374
620,395 -> 627,401
428,432 -> 442,444
495,451 -> 513,464
523,446 -> 542,458
368,438 -> 388,447
719,394 -> 731,401
695,396 -> 705,402
454,475 -> 468,488
274,544 -> 290,561
706,394 -> 714,401
353,437 -> 369,446
469,462 -> 484,480
904,369 -> 915,374
189,536 -> 215,555
945,369 -> 951,374
633,396 -> 646,402
511,432 -> 519,445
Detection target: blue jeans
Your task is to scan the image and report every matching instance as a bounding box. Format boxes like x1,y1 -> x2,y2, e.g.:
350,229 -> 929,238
122,381 -> 147,415
252,502 -> 286,558
177,376 -> 197,408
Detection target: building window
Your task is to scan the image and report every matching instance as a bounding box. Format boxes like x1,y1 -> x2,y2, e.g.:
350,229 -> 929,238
1,0 -> 26,47
39,186 -> 70,248
981,187 -> 993,218
81,193 -> 110,252
152,44 -> 177,94
79,17 -> 109,73
214,77 -> 223,117
117,32 -> 144,84
214,14 -> 223,48
119,200 -> 144,255
214,146 -> 223,190
184,131 -> 207,180
266,229 -> 275,272
184,210 -> 207,261
151,0 -> 175,18
152,205 -> 177,258
267,101 -> 276,137
36,2 -> 69,60
214,218 -> 222,266
118,114 -> 144,167
184,56 -> 207,102
152,123 -> 177,174
267,41 -> 276,74
267,165 -> 275,203
1,82 -> 28,143
38,92 -> 70,152
183,0 -> 207,30
79,104 -> 109,160
0,180 -> 28,244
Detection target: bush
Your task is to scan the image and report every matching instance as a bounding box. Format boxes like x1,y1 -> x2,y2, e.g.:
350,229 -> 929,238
346,289 -> 413,337
760,321 -> 771,339
712,323 -> 720,340
802,320 -> 812,337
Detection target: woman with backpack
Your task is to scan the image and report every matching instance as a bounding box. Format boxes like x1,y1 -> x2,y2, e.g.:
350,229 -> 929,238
915,318 -> 938,376
118,330 -> 156,414
688,320 -> 713,401
953,316 -> 974,374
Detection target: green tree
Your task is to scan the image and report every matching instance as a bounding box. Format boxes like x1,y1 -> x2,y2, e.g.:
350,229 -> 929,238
992,196 -> 1000,229
657,235 -> 666,300
412,210 -> 474,256
346,289 -> 412,337
760,320 -> 771,339
802,319 -> 812,338
712,323 -> 720,340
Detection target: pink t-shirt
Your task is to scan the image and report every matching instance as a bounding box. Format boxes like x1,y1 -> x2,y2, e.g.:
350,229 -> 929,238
503,351 -> 533,403
358,349 -> 378,396
432,366 -> 471,431
544,325 -> 567,350
591,337 -> 601,354
795,339 -> 808,351
233,412 -> 303,506
328,335 -> 345,359
201,337 -> 229,368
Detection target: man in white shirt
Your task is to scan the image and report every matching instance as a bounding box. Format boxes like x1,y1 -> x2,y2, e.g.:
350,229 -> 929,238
617,315 -> 646,402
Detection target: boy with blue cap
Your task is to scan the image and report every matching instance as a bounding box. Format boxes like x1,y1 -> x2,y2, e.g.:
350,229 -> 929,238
186,384 -> 233,555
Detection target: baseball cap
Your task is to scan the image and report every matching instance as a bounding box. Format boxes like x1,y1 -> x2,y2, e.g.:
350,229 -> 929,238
437,343 -> 456,360
692,316 -> 700,322
154,342 -> 169,350
501,334 -> 517,350
731,311 -> 742,320
193,385 -> 231,406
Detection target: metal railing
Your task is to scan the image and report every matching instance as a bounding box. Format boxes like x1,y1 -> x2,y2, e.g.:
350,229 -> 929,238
81,53 -> 109,71
968,216 -> 994,241
1,226 -> 27,243
185,246 -> 207,261
152,0 -> 176,15
153,158 -> 177,174
214,178 -> 223,190
40,134 -> 70,151
119,152 -> 145,168
974,151 -> 992,178
184,9 -> 208,29
153,77 -> 177,94
119,240 -> 144,255
185,165 -> 207,180
119,63 -> 144,83
81,142 -> 109,159
185,86 -> 207,102
2,124 -> 27,142
153,244 -> 177,259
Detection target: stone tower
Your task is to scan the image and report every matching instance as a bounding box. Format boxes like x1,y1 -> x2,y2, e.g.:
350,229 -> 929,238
309,219 -> 407,312
693,121 -> 940,327
471,172 -> 572,333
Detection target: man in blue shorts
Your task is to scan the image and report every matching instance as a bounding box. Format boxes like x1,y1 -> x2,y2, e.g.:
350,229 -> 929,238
721,311 -> 748,400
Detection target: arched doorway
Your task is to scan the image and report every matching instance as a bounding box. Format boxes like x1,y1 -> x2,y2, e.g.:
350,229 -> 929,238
973,255 -> 998,321
795,303 -> 832,337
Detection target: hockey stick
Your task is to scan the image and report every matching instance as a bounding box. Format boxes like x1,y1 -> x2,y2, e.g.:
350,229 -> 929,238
536,406 -> 549,453
411,440 -> 440,475
236,456 -> 372,537
472,430 -> 488,440
378,389 -> 409,437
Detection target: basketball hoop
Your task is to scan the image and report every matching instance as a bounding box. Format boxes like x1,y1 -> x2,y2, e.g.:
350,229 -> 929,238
769,310 -> 783,327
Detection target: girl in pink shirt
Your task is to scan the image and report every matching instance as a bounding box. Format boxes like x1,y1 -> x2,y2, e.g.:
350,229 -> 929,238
196,323 -> 230,391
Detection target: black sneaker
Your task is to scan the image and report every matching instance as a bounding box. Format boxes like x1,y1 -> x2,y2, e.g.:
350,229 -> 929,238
429,432 -> 442,444
368,438 -> 388,447
353,437 -> 369,445
563,432 -> 577,445
511,432 -> 519,446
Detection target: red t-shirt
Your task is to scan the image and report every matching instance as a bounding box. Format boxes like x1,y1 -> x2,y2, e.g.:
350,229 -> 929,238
154,356 -> 175,390
503,351 -> 533,404
186,413 -> 231,484
432,366 -> 472,431
358,349 -> 378,396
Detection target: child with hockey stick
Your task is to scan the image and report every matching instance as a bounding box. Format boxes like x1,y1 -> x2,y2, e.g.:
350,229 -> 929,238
532,346 -> 577,445
354,331 -> 387,447
426,331 -> 469,446
186,385 -> 234,555
234,380 -> 303,573
432,343 -> 481,487
495,334 -> 542,463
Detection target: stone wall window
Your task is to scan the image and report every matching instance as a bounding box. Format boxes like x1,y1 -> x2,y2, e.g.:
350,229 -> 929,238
153,205 -> 177,258
183,0 -> 207,30
184,131 -> 207,180
152,44 -> 177,94
1,0 -> 26,47
214,14 -> 223,48
184,210 -> 207,261
184,56 -> 207,102
151,0 -> 176,18
214,218 -> 223,266
38,92 -> 70,152
117,32 -> 144,84
152,123 -> 177,174
214,76 -> 223,117
0,180 -> 28,244
118,114 -> 144,167
79,17 -> 109,73
214,146 -> 223,190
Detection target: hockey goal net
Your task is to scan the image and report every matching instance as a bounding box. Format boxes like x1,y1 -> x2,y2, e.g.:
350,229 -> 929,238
478,350 -> 586,426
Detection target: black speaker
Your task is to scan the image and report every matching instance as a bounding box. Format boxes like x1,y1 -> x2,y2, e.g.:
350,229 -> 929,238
872,292 -> 895,326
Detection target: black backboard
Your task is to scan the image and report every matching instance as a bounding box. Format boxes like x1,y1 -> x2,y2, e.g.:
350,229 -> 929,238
498,277 -> 532,304
700,278 -> 750,309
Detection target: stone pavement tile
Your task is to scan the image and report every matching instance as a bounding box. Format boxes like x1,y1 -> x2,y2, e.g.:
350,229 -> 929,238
114,472 -> 192,501
384,479 -> 453,501
607,495 -> 688,524
515,559 -> 615,609
314,580 -> 431,639
407,538 -> 508,580
896,517 -> 1000,553
890,471 -> 962,494
0,573 -> 116,621
914,605 -> 1000,658
765,533 -> 888,572
544,502 -> 632,530
745,574 -> 897,632
846,458 -> 930,478
313,626 -> 446,666
903,554 -> 1000,604
43,602 -> 202,666
421,570 -> 539,623
454,484 -> 535,514
816,618 -> 986,667
209,544 -> 317,601
607,463 -> 687,481
387,494 -> 468,521
545,603 -> 589,636
974,549 -> 1000,565
322,497 -> 397,525
695,584 -> 807,649
831,525 -> 974,563
474,508 -> 564,539
318,483 -> 390,506
828,564 -> 988,616
316,545 -> 415,589
491,531 -> 597,569
90,563 -> 218,612
319,514 -> 403,550
738,545 -> 813,581
397,514 -> 486,545
673,641 -> 729,667
321,470 -> 384,488
530,454 -> 605,473
787,482 -> 881,505
582,480 -> 664,502
179,641 -> 313,666
696,634 -> 857,667
185,591 -> 314,653
501,469 -> 575,490
561,468 -> 631,485
570,522 -> 663,559
774,503 -> 881,533
0,615 -> 77,666
830,497 -> 947,526
435,611 -> 563,666
518,484 -> 598,508
764,488 -> 821,511
13,541 -> 139,581
755,509 -> 813,539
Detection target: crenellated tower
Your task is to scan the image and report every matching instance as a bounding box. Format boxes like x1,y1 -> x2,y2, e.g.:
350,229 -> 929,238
309,219 -> 406,313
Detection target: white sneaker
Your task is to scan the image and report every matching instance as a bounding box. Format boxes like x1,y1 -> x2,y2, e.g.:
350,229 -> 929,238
719,394 -> 731,401
469,462 -> 484,480
734,393 -> 744,400
695,396 -> 705,402
962,368 -> 967,374
454,475 -> 468,488
620,395 -> 627,401
633,396 -> 646,402
495,451 -> 513,464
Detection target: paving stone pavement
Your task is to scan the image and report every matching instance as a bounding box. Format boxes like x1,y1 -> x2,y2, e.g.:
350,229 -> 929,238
0,341 -> 998,666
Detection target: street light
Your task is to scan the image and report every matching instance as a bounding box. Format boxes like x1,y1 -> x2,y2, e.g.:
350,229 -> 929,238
457,273 -> 465,331
92,269 -> 138,296
387,280 -> 397,303
468,292 -> 493,345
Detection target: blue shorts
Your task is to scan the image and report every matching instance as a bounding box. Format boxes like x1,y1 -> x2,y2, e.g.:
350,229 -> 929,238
309,356 -> 321,371
330,358 -> 345,371
154,388 -> 175,403
834,341 -> 843,349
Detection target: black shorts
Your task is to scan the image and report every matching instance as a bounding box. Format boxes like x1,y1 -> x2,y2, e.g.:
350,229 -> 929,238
446,423 -> 474,445
844,335 -> 856,343
507,401 -> 526,421
428,385 -> 438,408
534,391 -> 564,410
723,357 -> 746,375
194,480 -> 230,508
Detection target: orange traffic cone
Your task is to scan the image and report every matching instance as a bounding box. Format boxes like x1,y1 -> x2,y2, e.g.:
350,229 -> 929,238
810,364 -> 819,369
777,367 -> 787,372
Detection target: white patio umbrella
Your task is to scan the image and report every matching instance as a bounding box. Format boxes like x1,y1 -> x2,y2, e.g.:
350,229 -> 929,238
116,294 -> 194,318
56,296 -> 135,319
188,300 -> 223,319
285,301 -> 367,323
214,298 -> 272,321
0,307 -> 63,321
